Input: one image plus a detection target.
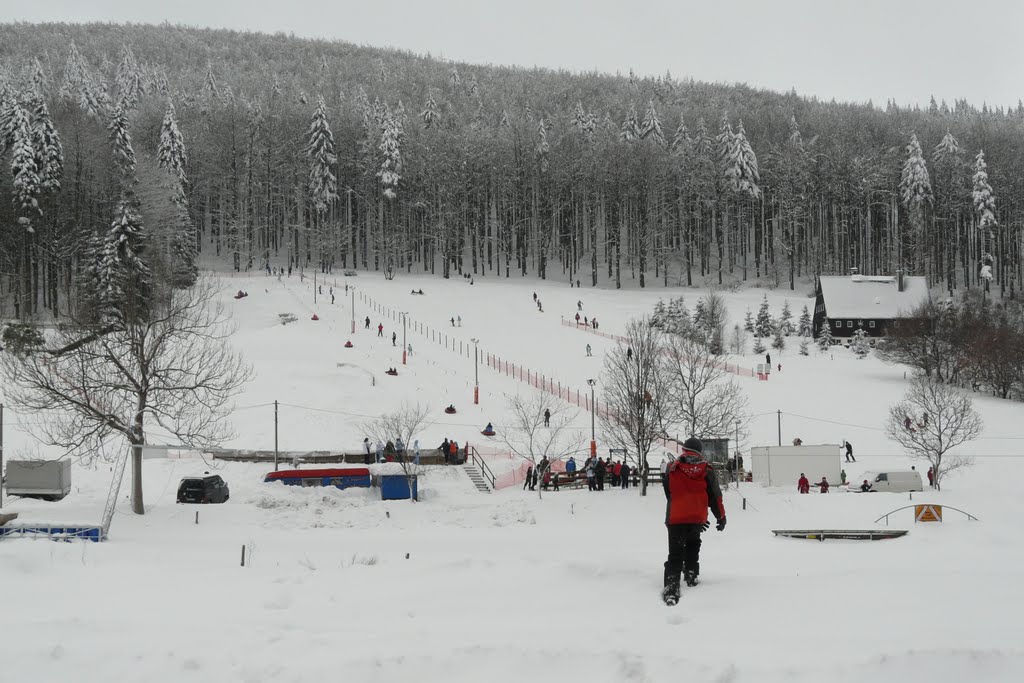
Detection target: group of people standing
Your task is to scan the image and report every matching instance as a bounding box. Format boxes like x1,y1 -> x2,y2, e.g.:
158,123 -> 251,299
362,437 -> 420,464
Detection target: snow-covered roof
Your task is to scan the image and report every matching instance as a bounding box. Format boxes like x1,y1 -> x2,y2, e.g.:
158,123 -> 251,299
818,275 -> 929,319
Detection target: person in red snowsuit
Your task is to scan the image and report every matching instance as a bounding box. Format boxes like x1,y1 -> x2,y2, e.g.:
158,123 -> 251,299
818,477 -> 830,493
662,437 -> 726,601
797,473 -> 810,494
927,467 -> 935,488
377,323 -> 384,337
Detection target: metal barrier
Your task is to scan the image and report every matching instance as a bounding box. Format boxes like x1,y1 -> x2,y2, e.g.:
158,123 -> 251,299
874,505 -> 979,525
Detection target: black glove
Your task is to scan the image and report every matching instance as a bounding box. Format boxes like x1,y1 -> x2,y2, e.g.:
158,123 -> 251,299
716,517 -> 727,531
700,521 -> 710,532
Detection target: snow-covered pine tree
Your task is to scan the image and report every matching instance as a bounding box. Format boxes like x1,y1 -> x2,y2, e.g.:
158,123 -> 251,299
900,133 -> 934,272
817,319 -> 835,351
9,103 -> 40,219
499,109 -> 511,128
98,200 -> 151,321
799,338 -> 810,356
115,44 -> 144,111
692,297 -> 707,334
30,95 -> 63,193
850,325 -> 870,358
754,295 -> 773,337
420,90 -> 440,129
671,113 -> 689,152
771,328 -> 785,350
306,94 -> 338,211
620,103 -> 640,142
651,299 -> 667,329
59,42 -> 86,105
798,304 -> 812,337
158,98 -> 196,287
108,103 -> 135,180
753,335 -> 766,354
378,104 -> 403,200
203,64 -> 219,98
158,99 -> 187,189
640,99 -> 664,144
744,307 -> 754,333
778,300 -> 793,336
730,120 -> 761,198
972,150 -> 997,267
466,74 -> 479,98
449,68 -> 461,91
663,296 -> 689,335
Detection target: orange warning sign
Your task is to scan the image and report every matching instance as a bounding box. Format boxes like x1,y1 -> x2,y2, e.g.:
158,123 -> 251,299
915,504 -> 943,522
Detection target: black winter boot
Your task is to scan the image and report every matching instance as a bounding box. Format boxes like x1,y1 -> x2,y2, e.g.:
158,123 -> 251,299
662,567 -> 680,605
684,571 -> 699,587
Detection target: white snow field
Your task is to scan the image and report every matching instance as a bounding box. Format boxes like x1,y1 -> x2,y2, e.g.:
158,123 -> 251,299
2,272 -> 1023,683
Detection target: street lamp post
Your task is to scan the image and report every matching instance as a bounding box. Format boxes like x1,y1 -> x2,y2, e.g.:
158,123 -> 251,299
402,312 -> 408,365
471,338 -> 480,405
587,379 -> 597,457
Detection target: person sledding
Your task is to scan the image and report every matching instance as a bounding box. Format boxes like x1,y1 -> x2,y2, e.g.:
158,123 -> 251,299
385,367 -> 398,376
344,340 -> 354,348
444,404 -> 457,414
481,422 -> 496,437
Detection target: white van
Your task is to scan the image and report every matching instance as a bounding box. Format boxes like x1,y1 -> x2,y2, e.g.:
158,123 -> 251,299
849,471 -> 923,493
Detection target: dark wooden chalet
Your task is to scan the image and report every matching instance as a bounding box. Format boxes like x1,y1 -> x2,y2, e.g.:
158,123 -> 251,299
813,270 -> 929,338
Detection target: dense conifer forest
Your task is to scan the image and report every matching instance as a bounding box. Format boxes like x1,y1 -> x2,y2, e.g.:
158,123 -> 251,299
1,22 -> 1023,318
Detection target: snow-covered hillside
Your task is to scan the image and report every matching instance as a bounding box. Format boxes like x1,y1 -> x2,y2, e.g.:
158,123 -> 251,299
1,273 -> 1021,683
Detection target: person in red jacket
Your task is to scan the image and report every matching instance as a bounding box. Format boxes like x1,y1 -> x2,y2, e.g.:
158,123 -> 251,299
661,437 -> 726,605
797,473 -> 810,494
818,477 -> 830,493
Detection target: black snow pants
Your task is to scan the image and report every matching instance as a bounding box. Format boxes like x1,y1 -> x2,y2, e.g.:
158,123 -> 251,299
664,523 -> 703,588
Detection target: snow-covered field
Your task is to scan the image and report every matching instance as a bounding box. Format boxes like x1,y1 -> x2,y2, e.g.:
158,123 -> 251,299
2,272 -> 1023,682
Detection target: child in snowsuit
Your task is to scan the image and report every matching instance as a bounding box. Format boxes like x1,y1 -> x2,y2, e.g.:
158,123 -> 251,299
662,437 -> 726,603
798,473 -> 810,494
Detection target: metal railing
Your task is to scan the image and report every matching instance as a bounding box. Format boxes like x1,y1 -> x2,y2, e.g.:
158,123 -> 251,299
874,505 -> 979,525
468,446 -> 496,490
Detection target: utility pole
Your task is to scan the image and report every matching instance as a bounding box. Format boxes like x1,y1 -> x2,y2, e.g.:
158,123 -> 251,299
350,287 -> 356,334
1,402 -> 4,508
313,270 -> 317,305
587,380 -> 597,458
777,409 -> 782,447
274,400 -> 279,472
402,312 -> 408,365
471,338 -> 480,405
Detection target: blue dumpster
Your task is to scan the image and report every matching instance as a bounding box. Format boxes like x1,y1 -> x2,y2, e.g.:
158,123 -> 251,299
380,475 -> 418,501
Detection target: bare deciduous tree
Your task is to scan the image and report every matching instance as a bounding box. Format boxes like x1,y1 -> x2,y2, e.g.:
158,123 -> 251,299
664,332 -> 750,444
362,402 -> 432,501
885,376 -> 982,490
500,393 -> 585,499
599,317 -> 673,496
0,277 -> 252,514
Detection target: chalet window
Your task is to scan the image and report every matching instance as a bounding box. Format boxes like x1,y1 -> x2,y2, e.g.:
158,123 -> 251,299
834,321 -> 841,329
869,321 -> 876,329
846,321 -> 853,328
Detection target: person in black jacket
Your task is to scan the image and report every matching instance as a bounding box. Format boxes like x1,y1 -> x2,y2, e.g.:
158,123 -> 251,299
595,457 -> 606,491
440,438 -> 450,464
620,462 -> 631,489
662,437 -> 726,604
844,441 -> 856,462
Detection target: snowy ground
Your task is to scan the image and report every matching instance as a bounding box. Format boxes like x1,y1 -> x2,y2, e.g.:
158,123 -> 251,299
2,272 -> 1022,682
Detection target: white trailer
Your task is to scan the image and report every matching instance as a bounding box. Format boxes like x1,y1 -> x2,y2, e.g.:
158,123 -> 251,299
3,459 -> 72,500
750,444 -> 841,488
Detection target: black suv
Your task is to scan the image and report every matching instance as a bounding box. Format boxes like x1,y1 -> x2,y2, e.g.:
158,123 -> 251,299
176,474 -> 230,504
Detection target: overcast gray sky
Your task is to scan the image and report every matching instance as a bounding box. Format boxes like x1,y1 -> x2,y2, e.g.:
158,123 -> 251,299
5,0 -> 1023,108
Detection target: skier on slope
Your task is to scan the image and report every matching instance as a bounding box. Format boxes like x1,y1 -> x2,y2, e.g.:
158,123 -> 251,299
378,323 -> 384,337
662,437 -> 726,605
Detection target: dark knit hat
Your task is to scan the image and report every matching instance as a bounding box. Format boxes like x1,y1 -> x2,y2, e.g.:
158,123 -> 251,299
683,437 -> 703,454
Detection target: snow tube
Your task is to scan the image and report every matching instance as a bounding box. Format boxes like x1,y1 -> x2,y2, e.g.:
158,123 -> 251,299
481,429 -> 495,437
344,341 -> 353,348
444,407 -> 457,414
311,314 -> 319,321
